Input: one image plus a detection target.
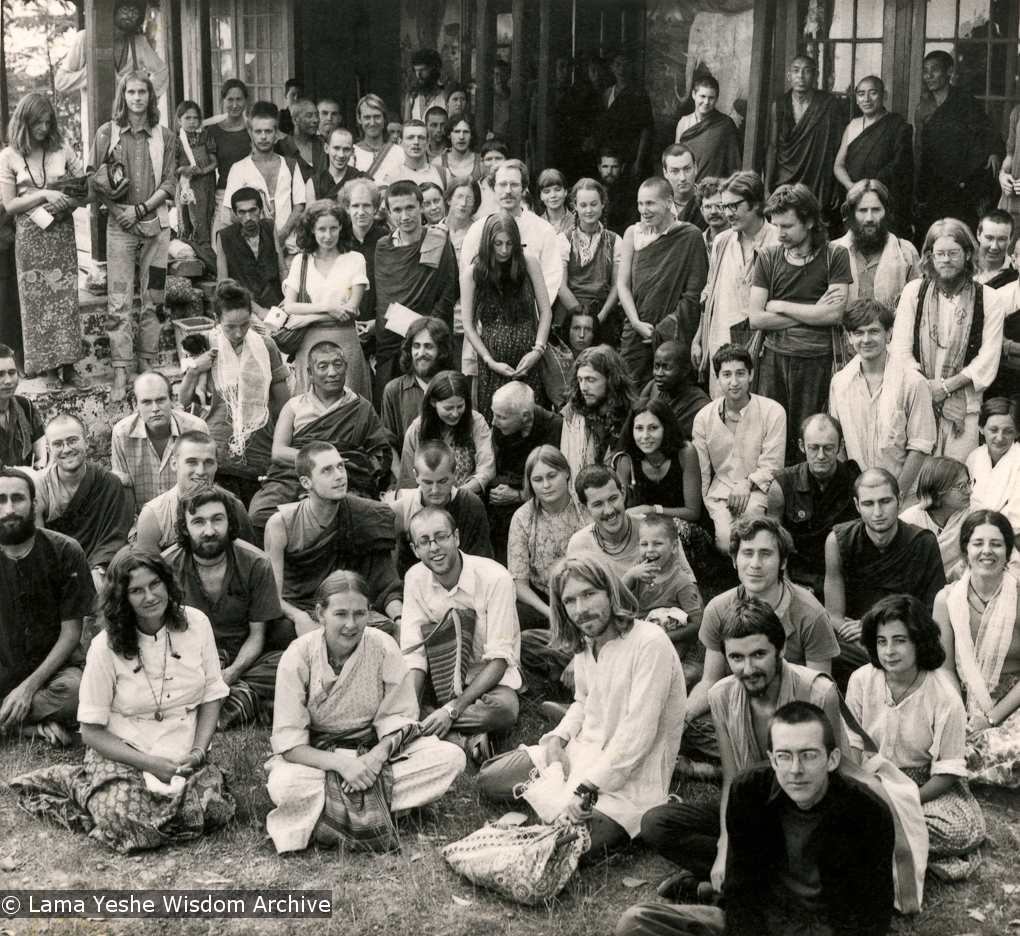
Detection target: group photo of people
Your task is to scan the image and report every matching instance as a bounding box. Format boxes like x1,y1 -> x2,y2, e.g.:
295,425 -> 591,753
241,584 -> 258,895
1,0 -> 1020,932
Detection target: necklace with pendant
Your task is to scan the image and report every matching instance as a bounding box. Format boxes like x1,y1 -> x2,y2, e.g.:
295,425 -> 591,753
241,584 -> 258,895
138,629 -> 170,721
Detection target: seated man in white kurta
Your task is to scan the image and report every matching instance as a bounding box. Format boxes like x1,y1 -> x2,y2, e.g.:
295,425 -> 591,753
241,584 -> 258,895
692,344 -> 787,553
477,552 -> 686,862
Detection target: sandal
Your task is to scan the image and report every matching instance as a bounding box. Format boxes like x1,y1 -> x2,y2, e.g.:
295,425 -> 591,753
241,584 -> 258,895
62,368 -> 90,391
467,732 -> 493,766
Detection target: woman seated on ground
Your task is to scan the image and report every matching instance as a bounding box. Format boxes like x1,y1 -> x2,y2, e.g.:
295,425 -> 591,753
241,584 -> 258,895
264,571 -> 466,853
934,509 -> 1020,789
398,370 -> 495,495
899,457 -> 971,583
848,594 -> 985,881
967,398 -> 1020,543
12,548 -> 235,854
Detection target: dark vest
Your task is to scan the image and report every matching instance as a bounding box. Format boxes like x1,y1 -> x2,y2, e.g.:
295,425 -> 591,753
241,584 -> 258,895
912,277 -> 985,369
219,220 -> 284,308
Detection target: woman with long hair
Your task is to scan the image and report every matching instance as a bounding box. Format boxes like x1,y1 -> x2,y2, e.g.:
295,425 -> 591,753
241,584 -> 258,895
398,370 -> 494,495
283,199 -> 372,397
433,116 -> 482,185
934,510 -> 1020,788
461,211 -> 553,421
264,571 -> 465,853
12,548 -> 235,853
850,595 -> 985,879
0,93 -> 87,390
899,457 -> 971,582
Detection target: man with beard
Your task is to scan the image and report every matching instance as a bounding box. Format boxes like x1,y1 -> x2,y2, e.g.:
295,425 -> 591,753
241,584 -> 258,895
214,189 -> 288,314
164,485 -> 283,730
890,218 -> 1007,458
974,209 -> 1017,287
640,598 -> 847,900
767,414 -> 861,596
478,552 -> 685,861
372,181 -> 457,405
306,129 -> 366,203
0,345 -> 46,469
264,441 -> 401,640
637,340 -> 709,440
248,341 -> 389,539
404,49 -> 447,124
488,381 -> 563,564
111,371 -> 209,514
37,415 -> 133,589
0,468 -> 94,746
391,440 -> 492,576
832,179 -> 920,308
275,98 -> 327,180
135,431 -> 254,553
829,300 -> 936,500
380,317 -> 453,457
400,505 -> 520,763
824,468 -> 945,688
560,345 -> 635,480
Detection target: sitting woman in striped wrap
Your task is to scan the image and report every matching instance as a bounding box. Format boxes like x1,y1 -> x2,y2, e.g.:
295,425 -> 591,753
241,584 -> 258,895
264,571 -> 466,853
11,548 -> 236,853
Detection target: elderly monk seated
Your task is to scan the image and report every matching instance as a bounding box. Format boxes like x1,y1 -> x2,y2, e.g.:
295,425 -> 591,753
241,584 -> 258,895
249,341 -> 389,541
37,414 -> 133,589
264,442 -> 402,644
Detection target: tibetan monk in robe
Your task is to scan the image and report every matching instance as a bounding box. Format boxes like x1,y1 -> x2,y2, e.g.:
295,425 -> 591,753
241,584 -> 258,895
834,76 -> 913,236
674,76 -> 742,182
248,342 -> 389,540
766,56 -> 846,222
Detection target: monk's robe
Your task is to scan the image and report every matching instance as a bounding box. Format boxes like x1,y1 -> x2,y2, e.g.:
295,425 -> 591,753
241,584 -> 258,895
833,518 -> 946,621
38,462 -> 133,569
248,390 -> 390,537
772,90 -> 846,210
844,111 -> 914,235
278,496 -> 401,614
916,86 -> 1005,233
679,110 -> 742,181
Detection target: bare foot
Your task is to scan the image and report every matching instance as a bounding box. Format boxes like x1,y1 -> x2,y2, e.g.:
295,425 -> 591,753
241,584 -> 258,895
111,367 -> 128,402
62,365 -> 90,391
44,369 -> 64,391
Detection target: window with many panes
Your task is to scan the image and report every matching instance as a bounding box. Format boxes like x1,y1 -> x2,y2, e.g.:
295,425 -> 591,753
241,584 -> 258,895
802,0 -> 885,105
926,0 -> 1019,134
208,0 -> 291,106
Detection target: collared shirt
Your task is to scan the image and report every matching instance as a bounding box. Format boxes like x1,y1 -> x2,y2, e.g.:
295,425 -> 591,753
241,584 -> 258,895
89,121 -> 177,207
401,551 -> 522,691
381,373 -> 427,450
110,410 -> 210,513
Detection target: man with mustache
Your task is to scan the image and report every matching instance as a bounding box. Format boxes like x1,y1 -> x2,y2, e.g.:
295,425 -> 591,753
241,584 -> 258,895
37,414 -> 133,590
163,485 -> 282,730
641,598 -> 848,901
0,468 -> 94,747
214,188 -> 288,314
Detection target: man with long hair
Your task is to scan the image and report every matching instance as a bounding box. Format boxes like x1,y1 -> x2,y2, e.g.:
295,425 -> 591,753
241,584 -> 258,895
404,49 -> 447,124
478,552 -> 686,862
890,217 -> 1007,458
89,70 -> 177,402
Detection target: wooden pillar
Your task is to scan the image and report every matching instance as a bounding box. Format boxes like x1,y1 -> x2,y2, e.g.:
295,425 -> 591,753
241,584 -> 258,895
475,0 -> 492,139
509,0 -> 526,156
744,0 -> 777,173
535,0 -> 550,172
459,0 -> 473,86
86,0 -> 117,259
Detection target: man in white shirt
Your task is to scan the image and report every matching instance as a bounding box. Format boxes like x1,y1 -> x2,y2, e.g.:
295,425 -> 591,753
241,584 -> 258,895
380,120 -> 445,189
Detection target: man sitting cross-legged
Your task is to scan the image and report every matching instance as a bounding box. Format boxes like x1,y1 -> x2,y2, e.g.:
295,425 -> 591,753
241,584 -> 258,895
134,430 -> 254,554
619,701 -> 892,936
37,413 -> 134,591
248,340 -> 389,541
391,439 -> 493,577
0,468 -> 94,747
478,552 -> 686,862
401,506 -> 522,764
640,598 -> 850,903
163,484 -> 284,730
264,442 -> 402,643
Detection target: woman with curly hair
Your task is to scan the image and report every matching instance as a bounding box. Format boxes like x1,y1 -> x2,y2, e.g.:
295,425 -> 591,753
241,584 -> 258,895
461,211 -> 553,422
848,594 -> 985,880
11,547 -> 235,854
282,199 -> 371,397
398,371 -> 494,495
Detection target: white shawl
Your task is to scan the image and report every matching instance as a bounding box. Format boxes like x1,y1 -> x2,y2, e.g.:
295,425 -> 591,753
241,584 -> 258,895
212,326 -> 271,458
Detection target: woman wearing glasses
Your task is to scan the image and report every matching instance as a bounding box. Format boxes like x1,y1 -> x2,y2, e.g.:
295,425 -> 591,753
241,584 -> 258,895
694,171 -> 780,396
899,456 -> 971,582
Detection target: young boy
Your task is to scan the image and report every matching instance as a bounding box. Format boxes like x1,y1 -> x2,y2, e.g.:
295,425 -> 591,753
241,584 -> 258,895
625,514 -> 705,684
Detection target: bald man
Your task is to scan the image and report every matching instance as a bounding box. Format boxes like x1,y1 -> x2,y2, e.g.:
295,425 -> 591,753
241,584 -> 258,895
37,414 -> 133,588
638,340 -> 710,439
110,371 -> 209,513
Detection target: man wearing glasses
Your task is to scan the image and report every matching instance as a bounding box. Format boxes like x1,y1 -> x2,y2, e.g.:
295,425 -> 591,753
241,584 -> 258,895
694,171 -> 780,397
890,217 -> 1006,459
401,506 -> 522,763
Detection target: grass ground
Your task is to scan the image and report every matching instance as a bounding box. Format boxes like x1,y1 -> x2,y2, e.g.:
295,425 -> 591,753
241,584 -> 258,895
1,695 -> 1018,936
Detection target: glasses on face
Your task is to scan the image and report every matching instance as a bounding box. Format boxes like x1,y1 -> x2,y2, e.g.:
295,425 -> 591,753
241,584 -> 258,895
932,249 -> 964,261
495,181 -> 523,191
413,530 -> 455,550
720,199 -> 746,213
773,750 -> 823,766
950,479 -> 972,493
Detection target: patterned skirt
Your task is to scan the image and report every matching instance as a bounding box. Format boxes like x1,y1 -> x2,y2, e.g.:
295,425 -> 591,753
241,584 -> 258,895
966,672 -> 1020,788
899,764 -> 985,881
10,746 -> 235,854
14,212 -> 84,373
475,315 -> 545,424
